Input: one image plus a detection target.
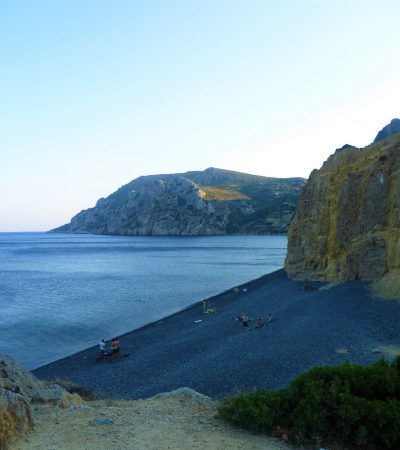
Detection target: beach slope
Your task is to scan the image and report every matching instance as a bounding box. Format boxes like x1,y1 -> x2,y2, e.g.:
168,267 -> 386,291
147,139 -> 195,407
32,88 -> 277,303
34,270 -> 400,400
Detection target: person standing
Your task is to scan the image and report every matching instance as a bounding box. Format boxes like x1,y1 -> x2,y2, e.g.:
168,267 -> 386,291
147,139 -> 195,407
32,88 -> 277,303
99,339 -> 106,360
242,313 -> 250,331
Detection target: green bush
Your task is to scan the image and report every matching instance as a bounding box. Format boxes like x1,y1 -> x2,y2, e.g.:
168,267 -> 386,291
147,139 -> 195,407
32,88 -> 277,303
218,357 -> 400,449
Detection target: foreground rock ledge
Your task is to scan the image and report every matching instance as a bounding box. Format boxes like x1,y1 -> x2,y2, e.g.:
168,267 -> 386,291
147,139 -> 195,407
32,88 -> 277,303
1,354 -> 291,449
12,387 -> 292,450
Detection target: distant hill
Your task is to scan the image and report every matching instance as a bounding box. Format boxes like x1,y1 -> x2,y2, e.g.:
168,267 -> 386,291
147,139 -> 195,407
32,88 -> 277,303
51,167 -> 305,236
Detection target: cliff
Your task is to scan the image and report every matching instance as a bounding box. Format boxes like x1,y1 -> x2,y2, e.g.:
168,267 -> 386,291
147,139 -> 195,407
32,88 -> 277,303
285,121 -> 400,297
51,167 -> 305,236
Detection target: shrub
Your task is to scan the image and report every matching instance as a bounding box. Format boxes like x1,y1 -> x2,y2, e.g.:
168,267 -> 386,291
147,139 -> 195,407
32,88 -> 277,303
52,378 -> 95,400
218,357 -> 400,449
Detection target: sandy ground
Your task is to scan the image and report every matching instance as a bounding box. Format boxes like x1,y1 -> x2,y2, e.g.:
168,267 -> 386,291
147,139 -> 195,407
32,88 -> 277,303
13,390 -> 293,450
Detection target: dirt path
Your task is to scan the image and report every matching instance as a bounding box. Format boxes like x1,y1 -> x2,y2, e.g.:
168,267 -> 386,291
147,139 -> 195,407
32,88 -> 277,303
13,389 -> 293,450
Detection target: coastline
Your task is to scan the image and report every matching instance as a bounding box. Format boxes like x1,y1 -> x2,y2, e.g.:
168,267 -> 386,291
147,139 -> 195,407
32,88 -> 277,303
33,269 -> 400,400
1,232 -> 287,370
33,269 -> 281,371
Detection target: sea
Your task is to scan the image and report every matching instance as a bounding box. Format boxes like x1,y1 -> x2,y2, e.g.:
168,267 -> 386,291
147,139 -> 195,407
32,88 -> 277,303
0,232 -> 287,369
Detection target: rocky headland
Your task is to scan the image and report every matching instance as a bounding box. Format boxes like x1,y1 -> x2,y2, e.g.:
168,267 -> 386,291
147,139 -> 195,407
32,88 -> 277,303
285,119 -> 400,298
51,167 -> 305,236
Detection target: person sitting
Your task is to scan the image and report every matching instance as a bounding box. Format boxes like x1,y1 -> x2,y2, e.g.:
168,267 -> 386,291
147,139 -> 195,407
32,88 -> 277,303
111,337 -> 120,361
255,318 -> 265,328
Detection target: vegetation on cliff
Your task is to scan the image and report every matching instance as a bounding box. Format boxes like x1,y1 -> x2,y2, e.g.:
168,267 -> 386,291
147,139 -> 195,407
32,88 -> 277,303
52,167 -> 305,236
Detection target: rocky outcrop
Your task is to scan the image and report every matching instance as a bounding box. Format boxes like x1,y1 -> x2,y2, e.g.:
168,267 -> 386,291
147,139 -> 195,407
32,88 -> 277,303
373,118 -> 400,143
51,167 -> 305,236
0,354 -> 82,448
285,125 -> 400,291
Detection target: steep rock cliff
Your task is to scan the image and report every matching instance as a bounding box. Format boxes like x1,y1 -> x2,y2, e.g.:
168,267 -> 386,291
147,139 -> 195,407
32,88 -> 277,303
52,168 -> 305,236
285,127 -> 400,289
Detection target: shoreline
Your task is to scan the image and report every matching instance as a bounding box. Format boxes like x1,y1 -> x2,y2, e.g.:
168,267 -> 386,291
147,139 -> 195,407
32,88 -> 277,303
32,269 -> 280,372
33,269 -> 400,400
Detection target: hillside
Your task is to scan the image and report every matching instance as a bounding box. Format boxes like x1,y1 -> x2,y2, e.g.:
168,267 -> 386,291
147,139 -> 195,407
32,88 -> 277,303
285,119 -> 400,297
51,167 -> 305,236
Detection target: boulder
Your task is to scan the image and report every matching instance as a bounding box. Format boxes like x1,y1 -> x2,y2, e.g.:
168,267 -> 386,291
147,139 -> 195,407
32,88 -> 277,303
0,353 -> 83,448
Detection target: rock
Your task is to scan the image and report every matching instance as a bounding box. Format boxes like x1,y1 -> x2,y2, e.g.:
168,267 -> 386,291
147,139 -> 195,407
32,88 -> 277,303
50,167 -> 305,236
151,387 -> 213,406
32,383 -> 83,408
0,353 -> 83,448
0,355 -> 37,448
0,383 -> 33,449
285,120 -> 400,295
373,118 -> 400,143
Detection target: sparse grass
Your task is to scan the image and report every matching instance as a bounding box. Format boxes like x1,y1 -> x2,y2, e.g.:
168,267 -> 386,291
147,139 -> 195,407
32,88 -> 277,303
200,186 -> 249,201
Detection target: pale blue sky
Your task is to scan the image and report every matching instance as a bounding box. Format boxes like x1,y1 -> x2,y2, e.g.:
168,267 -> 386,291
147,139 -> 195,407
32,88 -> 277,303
1,0 -> 400,231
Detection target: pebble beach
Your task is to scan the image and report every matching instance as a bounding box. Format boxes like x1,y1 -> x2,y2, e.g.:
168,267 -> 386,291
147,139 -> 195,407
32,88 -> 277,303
33,269 -> 400,401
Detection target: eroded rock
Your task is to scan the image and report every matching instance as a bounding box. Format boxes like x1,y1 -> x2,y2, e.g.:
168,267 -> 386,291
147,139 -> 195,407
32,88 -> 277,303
285,124 -> 400,291
0,353 -> 82,448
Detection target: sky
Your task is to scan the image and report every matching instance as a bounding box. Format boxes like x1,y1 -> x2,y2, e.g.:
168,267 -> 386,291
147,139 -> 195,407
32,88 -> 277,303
1,0 -> 400,231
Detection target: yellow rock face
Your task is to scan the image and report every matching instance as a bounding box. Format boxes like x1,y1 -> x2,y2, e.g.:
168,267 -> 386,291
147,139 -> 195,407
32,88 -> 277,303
285,134 -> 400,292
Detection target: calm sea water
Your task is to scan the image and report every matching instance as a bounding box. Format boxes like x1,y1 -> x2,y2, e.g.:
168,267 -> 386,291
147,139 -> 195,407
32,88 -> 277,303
0,233 -> 287,369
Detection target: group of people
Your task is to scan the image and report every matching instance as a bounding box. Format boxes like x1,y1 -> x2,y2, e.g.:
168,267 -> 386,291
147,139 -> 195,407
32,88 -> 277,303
234,312 -> 274,331
98,337 -> 121,361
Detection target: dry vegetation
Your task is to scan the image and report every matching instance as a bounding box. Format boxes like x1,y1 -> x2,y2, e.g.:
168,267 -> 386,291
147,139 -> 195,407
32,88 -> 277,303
200,185 -> 249,201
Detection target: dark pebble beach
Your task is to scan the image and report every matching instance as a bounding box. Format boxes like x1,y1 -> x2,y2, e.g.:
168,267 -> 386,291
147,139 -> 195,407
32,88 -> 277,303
33,269 -> 400,400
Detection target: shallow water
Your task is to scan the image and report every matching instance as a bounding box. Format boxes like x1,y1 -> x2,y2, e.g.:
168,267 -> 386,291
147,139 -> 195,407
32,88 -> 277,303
0,233 -> 287,369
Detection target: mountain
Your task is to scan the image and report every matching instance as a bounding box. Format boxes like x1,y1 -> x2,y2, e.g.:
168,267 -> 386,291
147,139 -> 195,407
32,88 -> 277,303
51,167 -> 305,236
285,120 -> 400,297
373,118 -> 400,143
